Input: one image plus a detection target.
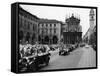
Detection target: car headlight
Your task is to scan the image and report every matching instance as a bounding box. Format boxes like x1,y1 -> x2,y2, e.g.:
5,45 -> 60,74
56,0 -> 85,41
34,57 -> 36,60
29,61 -> 33,65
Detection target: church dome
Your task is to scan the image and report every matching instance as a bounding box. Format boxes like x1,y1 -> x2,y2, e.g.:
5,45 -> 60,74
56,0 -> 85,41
65,13 -> 80,24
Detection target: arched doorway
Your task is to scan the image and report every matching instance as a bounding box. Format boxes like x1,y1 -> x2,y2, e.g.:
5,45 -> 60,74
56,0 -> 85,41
25,32 -> 30,43
44,36 -> 49,44
53,35 -> 58,44
19,31 -> 23,43
32,33 -> 36,44
38,35 -> 41,44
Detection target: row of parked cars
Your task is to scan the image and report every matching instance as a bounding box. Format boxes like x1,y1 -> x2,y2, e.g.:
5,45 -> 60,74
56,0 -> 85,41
59,44 -> 78,56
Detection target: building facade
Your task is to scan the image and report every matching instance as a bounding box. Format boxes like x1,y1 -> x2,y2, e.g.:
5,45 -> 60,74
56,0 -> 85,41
19,6 -> 62,45
38,19 -> 61,44
62,14 -> 82,44
19,6 -> 39,44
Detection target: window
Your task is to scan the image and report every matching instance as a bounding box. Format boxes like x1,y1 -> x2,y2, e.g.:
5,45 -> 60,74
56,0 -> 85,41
54,24 -> 56,27
46,29 -> 48,33
19,16 -> 22,27
54,29 -> 56,33
28,25 -> 30,30
24,20 -> 26,27
50,28 -> 52,33
33,24 -> 34,30
28,22 -> 30,29
91,16 -> 94,19
42,30 -> 43,33
42,24 -> 43,27
38,24 -> 40,27
38,30 -> 41,34
50,24 -> 52,27
46,24 -> 48,27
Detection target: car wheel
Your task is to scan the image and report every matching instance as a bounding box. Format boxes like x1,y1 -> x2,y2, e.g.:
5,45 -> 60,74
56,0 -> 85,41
28,62 -> 38,72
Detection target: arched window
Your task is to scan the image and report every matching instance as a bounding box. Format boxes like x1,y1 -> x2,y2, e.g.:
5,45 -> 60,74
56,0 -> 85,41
25,32 -> 30,43
19,31 -> 23,41
33,24 -> 34,30
50,24 -> 52,27
46,24 -> 48,27
44,36 -> 49,44
32,33 -> 35,44
54,28 -> 56,34
27,22 -> 30,29
54,24 -> 56,27
53,35 -> 58,44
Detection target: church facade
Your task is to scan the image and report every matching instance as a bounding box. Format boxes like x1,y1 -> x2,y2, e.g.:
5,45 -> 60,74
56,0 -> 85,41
61,14 -> 82,44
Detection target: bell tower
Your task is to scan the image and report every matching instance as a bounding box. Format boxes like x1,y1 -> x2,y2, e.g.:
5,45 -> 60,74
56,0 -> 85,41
89,9 -> 95,28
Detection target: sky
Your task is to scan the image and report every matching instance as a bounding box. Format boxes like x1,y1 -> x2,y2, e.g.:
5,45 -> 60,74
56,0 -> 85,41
20,4 -> 95,37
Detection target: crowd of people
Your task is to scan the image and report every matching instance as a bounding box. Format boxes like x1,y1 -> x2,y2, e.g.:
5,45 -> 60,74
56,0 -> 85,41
19,42 -> 70,58
19,43 -> 50,60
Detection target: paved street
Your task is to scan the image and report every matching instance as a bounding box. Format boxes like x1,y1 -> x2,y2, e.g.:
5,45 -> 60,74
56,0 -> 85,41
40,45 -> 96,70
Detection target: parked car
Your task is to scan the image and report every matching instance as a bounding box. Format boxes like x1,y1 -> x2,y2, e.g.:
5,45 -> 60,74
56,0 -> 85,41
68,47 -> 74,52
28,53 -> 51,71
59,48 -> 69,56
79,43 -> 85,47
92,44 -> 96,51
49,46 -> 55,51
85,45 -> 90,48
75,44 -> 78,48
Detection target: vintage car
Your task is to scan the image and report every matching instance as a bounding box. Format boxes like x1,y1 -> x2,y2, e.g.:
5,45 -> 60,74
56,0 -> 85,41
49,46 -> 56,51
27,52 -> 51,72
59,48 -> 69,55
19,45 -> 51,72
79,43 -> 85,47
92,44 -> 96,51
68,45 -> 75,52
